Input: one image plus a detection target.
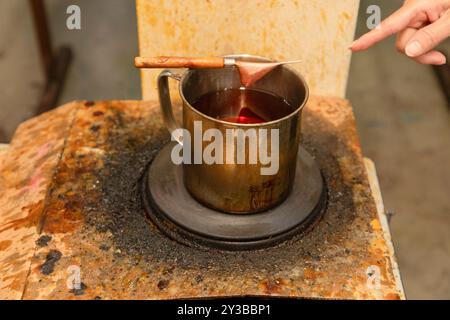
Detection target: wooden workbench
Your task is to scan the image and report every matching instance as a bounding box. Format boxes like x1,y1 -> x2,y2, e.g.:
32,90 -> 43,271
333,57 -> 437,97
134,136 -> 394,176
0,97 -> 405,300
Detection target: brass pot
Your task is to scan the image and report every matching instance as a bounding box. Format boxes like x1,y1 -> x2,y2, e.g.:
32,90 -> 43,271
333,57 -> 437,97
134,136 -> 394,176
157,54 -> 309,214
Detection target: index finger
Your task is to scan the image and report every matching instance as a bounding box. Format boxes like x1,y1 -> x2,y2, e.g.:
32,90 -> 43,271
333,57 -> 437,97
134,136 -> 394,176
351,5 -> 417,51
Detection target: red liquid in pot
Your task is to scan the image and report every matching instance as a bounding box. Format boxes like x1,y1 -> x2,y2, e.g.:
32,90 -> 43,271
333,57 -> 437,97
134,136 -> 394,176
192,88 -> 294,124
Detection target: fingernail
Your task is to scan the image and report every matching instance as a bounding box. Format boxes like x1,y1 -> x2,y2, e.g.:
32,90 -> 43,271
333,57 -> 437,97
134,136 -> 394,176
405,41 -> 423,57
437,57 -> 447,65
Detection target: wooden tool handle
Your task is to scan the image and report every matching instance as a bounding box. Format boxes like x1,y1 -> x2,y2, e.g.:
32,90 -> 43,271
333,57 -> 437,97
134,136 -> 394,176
135,56 -> 225,69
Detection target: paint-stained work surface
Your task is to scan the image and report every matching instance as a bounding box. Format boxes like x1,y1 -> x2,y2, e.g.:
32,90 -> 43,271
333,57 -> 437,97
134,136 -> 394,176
0,97 -> 404,299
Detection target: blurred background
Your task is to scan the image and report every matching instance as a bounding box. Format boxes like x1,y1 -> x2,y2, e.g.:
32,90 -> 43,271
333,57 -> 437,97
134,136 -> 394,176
0,0 -> 449,299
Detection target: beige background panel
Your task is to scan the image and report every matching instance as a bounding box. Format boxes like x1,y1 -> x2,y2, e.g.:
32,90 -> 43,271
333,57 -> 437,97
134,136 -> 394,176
136,0 -> 359,100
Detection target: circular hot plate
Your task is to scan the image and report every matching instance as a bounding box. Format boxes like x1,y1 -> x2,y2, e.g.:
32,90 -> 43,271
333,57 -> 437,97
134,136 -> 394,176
141,143 -> 327,250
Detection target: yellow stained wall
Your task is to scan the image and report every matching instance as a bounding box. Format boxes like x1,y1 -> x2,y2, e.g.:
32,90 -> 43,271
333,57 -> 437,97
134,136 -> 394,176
136,0 -> 360,100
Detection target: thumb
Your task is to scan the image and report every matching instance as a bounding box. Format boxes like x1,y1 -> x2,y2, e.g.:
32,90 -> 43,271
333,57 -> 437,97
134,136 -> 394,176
405,11 -> 450,57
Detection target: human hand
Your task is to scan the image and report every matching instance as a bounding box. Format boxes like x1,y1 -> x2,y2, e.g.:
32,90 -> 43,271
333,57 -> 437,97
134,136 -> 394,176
351,0 -> 450,65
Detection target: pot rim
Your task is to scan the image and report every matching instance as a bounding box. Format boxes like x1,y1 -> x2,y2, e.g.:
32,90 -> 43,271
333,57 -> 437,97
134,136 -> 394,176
177,54 -> 310,127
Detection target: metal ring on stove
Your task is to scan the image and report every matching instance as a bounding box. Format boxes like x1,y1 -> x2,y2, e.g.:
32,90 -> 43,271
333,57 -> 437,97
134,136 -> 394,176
141,143 -> 327,251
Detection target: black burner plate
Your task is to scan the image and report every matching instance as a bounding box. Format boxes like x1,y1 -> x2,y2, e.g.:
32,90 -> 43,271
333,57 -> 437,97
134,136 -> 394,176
141,143 -> 327,250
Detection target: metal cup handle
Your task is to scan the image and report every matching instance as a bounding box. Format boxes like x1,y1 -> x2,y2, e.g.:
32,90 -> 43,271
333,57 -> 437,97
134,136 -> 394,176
157,69 -> 184,145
